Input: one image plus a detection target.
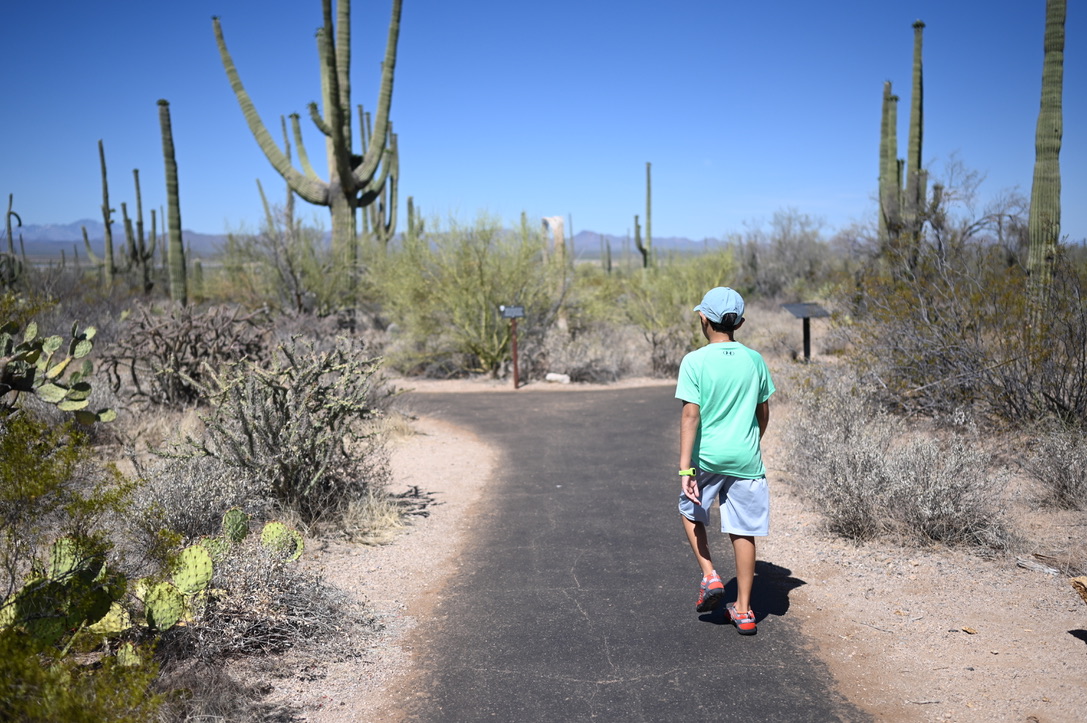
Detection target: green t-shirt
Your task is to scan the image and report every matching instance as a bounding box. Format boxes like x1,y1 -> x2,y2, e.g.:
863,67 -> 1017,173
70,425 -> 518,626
675,341 -> 775,478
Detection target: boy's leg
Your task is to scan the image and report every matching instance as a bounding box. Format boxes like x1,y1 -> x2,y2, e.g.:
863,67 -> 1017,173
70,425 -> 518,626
682,516 -> 715,576
729,533 -> 756,613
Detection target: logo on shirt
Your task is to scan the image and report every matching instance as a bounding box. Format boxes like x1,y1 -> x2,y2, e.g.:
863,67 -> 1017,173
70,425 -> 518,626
721,350 -> 736,356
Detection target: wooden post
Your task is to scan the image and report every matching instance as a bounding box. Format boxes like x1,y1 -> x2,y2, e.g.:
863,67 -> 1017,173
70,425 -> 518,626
511,317 -> 520,390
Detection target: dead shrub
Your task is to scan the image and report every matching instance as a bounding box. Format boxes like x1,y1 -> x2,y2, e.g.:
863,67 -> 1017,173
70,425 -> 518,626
100,303 -> 270,407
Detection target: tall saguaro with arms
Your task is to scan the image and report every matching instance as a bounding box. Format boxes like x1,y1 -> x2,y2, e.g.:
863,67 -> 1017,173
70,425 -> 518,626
213,0 -> 402,275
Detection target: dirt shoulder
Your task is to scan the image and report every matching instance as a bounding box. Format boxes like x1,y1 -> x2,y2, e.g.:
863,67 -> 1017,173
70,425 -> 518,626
294,378 -> 1086,722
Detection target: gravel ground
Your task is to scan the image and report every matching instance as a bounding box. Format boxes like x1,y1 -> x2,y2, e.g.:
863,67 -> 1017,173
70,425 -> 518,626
266,377 -> 1087,722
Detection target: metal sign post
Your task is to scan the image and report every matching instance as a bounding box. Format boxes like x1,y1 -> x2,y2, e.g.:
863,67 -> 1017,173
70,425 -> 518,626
782,302 -> 830,362
499,305 -> 525,389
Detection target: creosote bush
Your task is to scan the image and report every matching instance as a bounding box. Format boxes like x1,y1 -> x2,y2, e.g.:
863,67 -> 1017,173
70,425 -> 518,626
784,366 -> 1011,549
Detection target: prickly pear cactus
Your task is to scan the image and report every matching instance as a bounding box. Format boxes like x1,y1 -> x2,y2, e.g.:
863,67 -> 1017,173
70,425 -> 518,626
88,601 -> 132,636
197,535 -> 232,562
260,521 -> 304,561
0,320 -> 116,423
171,544 -> 213,596
48,536 -> 84,580
222,508 -> 250,543
144,581 -> 184,631
115,641 -> 141,667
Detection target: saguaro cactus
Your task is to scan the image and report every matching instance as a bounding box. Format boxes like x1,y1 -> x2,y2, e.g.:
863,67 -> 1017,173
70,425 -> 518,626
878,81 -> 902,245
82,140 -> 117,288
902,20 -> 927,263
876,21 -> 925,268
121,169 -> 157,293
645,161 -> 652,267
214,0 -> 402,270
2,194 -> 23,288
1027,0 -> 1065,312
158,99 -> 188,306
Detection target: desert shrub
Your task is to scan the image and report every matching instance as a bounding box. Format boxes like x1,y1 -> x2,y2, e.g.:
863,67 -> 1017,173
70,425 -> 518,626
184,335 -> 389,524
0,631 -> 163,722
130,455 -> 264,541
785,366 -> 1010,549
1021,426 -> 1087,510
522,321 -> 634,382
157,536 -> 368,662
218,207 -> 351,314
100,303 -> 271,407
371,212 -> 561,376
619,248 -> 738,376
732,209 -> 837,300
841,232 -> 1087,426
884,435 -> 1010,548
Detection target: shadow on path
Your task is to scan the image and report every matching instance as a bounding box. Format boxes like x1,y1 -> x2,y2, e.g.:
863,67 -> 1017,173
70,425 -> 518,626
699,560 -> 806,625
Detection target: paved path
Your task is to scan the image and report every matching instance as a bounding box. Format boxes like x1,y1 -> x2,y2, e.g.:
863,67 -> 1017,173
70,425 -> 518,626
399,386 -> 864,722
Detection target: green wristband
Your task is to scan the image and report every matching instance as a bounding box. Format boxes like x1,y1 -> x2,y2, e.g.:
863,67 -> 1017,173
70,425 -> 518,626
678,468 -> 696,477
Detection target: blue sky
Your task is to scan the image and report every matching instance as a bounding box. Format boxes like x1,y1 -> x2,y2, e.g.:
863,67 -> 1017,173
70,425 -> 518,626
2,0 -> 1084,243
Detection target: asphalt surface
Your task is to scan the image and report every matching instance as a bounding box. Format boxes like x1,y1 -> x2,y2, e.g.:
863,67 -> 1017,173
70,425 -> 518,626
398,386 -> 865,722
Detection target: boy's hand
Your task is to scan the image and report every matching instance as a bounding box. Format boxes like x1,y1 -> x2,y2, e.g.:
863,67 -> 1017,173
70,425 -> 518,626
682,475 -> 700,503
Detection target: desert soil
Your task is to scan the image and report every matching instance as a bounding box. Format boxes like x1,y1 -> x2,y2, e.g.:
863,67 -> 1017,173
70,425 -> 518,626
271,376 -> 1086,722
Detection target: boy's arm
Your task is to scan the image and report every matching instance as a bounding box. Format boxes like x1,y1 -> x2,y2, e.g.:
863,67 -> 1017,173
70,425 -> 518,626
756,400 -> 770,439
679,401 -> 701,502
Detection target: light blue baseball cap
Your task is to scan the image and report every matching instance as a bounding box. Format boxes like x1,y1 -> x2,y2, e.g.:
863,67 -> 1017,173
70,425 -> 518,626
693,287 -> 745,323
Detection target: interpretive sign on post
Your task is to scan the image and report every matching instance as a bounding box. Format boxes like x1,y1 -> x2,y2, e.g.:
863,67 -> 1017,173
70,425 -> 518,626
782,302 -> 830,362
499,305 -> 525,388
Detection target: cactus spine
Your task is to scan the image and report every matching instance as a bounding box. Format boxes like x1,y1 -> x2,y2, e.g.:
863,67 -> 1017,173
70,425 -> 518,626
158,99 -> 188,305
213,0 -> 402,273
1027,0 -> 1065,313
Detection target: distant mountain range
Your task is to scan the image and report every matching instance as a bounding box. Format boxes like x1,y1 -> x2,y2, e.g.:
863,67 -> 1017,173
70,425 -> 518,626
4,220 -> 718,260
5,219 -> 224,259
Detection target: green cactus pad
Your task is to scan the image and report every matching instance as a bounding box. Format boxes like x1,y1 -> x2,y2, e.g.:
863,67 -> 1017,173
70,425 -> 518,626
48,537 -> 81,579
35,383 -> 68,403
171,545 -> 214,595
145,582 -> 184,630
71,338 -> 93,359
41,335 -> 63,355
115,641 -> 141,667
197,535 -> 233,562
221,508 -> 250,543
260,522 -> 304,561
88,602 -> 132,636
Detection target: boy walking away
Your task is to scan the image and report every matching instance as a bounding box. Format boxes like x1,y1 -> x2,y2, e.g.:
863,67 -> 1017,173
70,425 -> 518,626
676,287 -> 775,635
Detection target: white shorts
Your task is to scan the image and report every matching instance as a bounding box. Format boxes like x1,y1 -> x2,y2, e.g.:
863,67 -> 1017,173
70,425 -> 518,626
678,471 -> 769,536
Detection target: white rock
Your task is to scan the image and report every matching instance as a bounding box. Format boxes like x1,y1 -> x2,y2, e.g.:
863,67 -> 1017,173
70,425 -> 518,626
544,372 -> 571,384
